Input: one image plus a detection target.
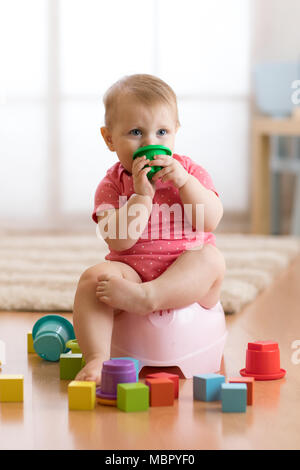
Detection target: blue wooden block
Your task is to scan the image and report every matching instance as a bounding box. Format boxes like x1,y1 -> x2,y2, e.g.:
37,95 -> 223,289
111,356 -> 139,381
221,383 -> 247,413
193,374 -> 225,402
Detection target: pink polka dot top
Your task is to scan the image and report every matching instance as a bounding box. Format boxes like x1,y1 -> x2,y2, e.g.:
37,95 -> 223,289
92,154 -> 219,282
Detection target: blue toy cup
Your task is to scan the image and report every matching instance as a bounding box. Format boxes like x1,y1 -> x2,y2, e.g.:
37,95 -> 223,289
32,315 -> 75,362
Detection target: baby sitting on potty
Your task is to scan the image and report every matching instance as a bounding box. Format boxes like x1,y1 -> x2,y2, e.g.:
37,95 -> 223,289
73,74 -> 226,384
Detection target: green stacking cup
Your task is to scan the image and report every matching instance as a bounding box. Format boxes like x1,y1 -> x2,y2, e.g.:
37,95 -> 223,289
132,145 -> 172,180
66,339 -> 86,367
66,339 -> 82,354
32,315 -> 75,362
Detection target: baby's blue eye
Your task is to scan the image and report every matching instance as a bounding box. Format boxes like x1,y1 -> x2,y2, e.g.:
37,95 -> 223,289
158,129 -> 167,136
130,129 -> 142,136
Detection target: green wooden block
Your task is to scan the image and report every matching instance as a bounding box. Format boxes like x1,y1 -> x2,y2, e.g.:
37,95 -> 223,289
60,353 -> 83,380
117,383 -> 149,412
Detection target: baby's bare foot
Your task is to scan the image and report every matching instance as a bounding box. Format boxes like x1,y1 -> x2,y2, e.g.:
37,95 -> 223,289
96,274 -> 156,315
75,356 -> 104,385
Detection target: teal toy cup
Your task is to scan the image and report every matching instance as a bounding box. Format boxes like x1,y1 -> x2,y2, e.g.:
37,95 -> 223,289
32,315 -> 75,362
132,145 -> 172,180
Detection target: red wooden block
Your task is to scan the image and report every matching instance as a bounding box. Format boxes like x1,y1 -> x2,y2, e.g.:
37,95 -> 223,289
145,378 -> 175,407
145,372 -> 179,398
228,377 -> 254,405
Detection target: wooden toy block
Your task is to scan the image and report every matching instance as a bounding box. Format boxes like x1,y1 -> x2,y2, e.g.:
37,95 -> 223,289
145,378 -> 174,407
68,381 -> 96,410
221,383 -> 247,413
27,332 -> 35,353
145,372 -> 179,398
0,375 -> 24,402
228,377 -> 254,405
111,357 -> 139,381
117,383 -> 149,412
60,353 -> 83,380
193,373 -> 225,402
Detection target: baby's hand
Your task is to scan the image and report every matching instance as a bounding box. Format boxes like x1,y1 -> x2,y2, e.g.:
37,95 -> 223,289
132,156 -> 156,198
149,155 -> 189,189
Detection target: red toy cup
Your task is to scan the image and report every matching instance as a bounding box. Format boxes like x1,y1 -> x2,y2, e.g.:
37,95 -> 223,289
240,341 -> 286,380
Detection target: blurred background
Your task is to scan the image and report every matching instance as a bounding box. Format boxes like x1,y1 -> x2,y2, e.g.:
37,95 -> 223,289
0,0 -> 300,235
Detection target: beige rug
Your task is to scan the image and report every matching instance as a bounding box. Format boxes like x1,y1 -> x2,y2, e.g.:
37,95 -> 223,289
0,233 -> 299,314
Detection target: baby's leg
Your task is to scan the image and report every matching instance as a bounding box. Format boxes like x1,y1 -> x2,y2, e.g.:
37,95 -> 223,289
96,244 -> 225,314
73,260 -> 142,384
147,244 -> 226,310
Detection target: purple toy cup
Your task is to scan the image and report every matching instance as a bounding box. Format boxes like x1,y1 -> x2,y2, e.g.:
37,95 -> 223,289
96,359 -> 136,401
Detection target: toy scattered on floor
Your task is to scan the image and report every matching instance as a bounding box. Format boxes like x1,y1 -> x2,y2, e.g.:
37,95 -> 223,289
111,356 -> 139,381
0,375 -> 24,402
27,332 -> 35,353
32,315 -> 75,362
96,359 -> 137,406
193,374 -> 225,402
117,383 -> 149,412
145,372 -> 179,399
68,380 -> 96,410
66,339 -> 82,354
60,353 -> 83,380
240,341 -> 286,380
145,377 -> 175,407
228,377 -> 254,405
22,326 -> 287,414
221,383 -> 247,413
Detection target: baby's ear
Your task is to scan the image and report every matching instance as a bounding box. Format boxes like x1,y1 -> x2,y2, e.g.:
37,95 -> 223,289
100,126 -> 115,151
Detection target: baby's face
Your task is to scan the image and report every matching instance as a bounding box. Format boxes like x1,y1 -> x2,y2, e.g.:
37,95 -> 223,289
101,94 -> 179,173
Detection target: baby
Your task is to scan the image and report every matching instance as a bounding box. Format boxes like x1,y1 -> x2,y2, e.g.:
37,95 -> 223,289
73,74 -> 226,384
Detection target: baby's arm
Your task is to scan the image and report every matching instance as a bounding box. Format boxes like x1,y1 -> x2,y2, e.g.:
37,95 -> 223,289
97,193 -> 153,252
179,174 -> 223,232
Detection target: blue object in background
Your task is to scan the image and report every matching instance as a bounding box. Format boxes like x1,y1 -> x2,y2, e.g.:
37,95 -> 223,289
254,62 -> 300,117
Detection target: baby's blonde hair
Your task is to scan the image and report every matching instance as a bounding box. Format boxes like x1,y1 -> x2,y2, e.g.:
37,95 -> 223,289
103,74 -> 180,130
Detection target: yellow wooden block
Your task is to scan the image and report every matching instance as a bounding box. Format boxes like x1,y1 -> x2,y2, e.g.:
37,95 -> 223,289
68,380 -> 96,410
0,375 -> 24,402
27,331 -> 35,354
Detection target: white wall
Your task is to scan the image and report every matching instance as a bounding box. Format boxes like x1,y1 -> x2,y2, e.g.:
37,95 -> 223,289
252,0 -> 300,63
0,0 -> 253,232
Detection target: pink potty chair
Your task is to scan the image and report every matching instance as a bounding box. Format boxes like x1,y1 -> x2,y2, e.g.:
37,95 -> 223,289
110,301 -> 227,379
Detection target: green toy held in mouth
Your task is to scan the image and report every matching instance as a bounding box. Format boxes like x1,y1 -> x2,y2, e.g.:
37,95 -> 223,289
132,145 -> 172,180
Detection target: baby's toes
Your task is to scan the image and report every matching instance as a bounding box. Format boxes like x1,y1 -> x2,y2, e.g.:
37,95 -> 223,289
75,367 -> 101,385
75,369 -> 87,381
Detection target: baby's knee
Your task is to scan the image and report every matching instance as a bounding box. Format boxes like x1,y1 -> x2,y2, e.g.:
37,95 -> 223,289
78,264 -> 105,287
79,266 -> 99,285
79,262 -> 122,286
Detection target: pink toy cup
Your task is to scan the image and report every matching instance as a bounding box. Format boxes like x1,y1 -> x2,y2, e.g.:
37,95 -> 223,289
96,359 -> 136,401
240,341 -> 286,380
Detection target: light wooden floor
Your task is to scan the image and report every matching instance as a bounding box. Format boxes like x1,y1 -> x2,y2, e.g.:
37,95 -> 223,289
1,255 -> 300,450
